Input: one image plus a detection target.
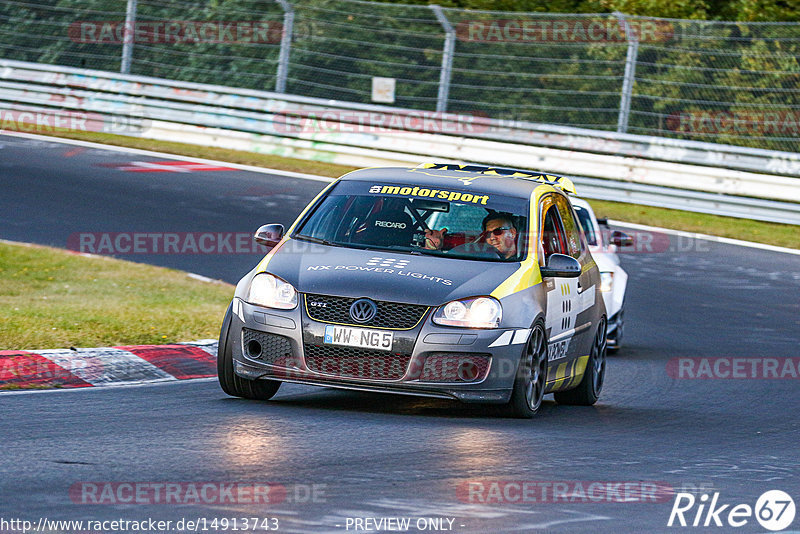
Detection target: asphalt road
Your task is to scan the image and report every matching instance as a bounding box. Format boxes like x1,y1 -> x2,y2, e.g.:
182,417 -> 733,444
1,134 -> 799,533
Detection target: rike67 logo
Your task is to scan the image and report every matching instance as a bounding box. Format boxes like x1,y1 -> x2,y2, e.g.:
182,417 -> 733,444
668,490 -> 796,531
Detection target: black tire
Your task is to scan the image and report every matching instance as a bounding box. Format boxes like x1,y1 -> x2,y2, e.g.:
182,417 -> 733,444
555,317 -> 606,406
506,322 -> 548,419
217,303 -> 281,400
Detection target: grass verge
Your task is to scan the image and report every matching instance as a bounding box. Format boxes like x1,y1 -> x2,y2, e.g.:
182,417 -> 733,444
34,130 -> 800,250
0,241 -> 233,350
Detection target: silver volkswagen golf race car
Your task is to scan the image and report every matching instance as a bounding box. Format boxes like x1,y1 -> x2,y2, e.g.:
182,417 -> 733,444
218,163 -> 608,417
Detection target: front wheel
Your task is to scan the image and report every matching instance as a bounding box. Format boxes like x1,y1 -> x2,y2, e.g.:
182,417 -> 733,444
554,317 -> 606,406
218,303 -> 281,400
506,323 -> 548,418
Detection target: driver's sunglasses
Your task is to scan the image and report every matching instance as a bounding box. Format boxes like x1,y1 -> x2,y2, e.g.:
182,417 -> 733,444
484,226 -> 512,236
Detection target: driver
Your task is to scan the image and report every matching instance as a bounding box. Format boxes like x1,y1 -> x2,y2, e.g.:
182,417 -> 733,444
424,212 -> 519,260
482,213 -> 518,259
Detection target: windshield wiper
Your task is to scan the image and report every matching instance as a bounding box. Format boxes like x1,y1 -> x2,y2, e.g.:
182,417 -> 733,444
381,245 -> 422,255
293,234 -> 340,247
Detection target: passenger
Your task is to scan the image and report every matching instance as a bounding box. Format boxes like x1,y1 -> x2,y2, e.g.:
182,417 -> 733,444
423,228 -> 447,250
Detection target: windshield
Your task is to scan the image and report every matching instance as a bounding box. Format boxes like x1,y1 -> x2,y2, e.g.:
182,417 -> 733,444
295,181 -> 529,261
573,205 -> 598,246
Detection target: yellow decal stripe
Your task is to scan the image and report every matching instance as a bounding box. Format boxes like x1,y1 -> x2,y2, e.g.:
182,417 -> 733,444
567,355 -> 590,387
490,260 -> 541,300
491,187 -> 541,299
414,164 -> 577,195
548,377 -> 569,391
255,237 -> 289,273
574,355 -> 590,376
556,362 -> 568,381
548,355 -> 590,391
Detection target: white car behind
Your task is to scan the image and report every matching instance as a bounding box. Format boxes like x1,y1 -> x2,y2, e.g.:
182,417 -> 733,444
571,198 -> 631,352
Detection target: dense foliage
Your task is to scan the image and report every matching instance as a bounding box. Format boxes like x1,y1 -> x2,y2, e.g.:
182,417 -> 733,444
1,0 -> 797,151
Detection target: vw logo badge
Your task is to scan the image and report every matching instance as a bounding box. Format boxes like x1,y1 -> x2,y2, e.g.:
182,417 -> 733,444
349,299 -> 377,323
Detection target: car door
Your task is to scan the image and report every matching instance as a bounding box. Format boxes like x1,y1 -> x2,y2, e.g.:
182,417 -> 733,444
554,194 -> 597,365
538,195 -> 580,386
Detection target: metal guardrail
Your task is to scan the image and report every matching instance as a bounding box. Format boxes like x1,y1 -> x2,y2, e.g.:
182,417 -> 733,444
572,176 -> 800,225
5,1 -> 800,153
0,59 -> 799,225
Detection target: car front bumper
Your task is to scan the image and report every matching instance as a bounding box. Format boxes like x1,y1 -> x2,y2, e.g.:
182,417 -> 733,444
606,308 -> 623,349
229,298 -> 528,403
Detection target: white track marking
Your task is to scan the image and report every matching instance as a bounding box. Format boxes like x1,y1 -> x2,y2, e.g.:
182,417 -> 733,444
0,131 -> 334,182
0,377 -> 218,396
1,341 -> 219,393
35,347 -> 175,385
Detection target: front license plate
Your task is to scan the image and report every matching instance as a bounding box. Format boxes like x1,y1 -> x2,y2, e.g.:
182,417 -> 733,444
324,325 -> 393,351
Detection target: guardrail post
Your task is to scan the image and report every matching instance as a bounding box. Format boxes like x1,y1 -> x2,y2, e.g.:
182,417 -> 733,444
429,5 -> 455,114
120,0 -> 138,74
275,0 -> 294,93
615,12 -> 639,134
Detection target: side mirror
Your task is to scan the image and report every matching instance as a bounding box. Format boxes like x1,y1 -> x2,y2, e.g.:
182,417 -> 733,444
596,217 -> 609,227
610,230 -> 633,247
254,224 -> 284,247
540,253 -> 581,278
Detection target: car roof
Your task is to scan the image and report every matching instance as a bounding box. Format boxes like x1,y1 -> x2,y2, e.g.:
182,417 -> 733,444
338,164 -> 576,199
569,196 -> 592,210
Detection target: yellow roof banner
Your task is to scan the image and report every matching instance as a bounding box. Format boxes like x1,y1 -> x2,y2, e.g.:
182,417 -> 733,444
416,163 -> 577,195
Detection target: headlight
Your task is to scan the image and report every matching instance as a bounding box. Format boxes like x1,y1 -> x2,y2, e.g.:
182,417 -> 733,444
600,272 -> 614,292
247,273 -> 298,309
433,297 -> 502,329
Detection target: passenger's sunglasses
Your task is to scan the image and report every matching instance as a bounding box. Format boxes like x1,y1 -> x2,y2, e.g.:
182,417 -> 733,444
483,226 -> 512,236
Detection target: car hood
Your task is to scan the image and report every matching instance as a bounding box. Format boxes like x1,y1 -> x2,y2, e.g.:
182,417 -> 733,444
589,247 -> 620,271
261,242 -> 522,306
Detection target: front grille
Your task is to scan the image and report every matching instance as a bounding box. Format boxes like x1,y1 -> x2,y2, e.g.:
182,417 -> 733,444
304,294 -> 428,330
303,344 -> 411,380
420,353 -> 491,383
242,328 -> 295,367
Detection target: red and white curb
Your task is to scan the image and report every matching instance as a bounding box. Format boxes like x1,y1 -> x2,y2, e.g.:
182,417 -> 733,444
0,340 -> 218,390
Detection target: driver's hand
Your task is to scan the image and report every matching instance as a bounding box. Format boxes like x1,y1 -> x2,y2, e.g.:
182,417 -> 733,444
424,228 -> 447,250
